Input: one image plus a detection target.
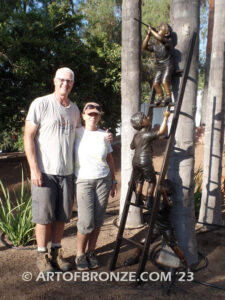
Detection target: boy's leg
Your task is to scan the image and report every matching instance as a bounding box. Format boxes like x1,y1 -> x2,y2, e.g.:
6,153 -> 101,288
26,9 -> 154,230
135,182 -> 144,205
153,70 -> 163,103
146,182 -> 155,208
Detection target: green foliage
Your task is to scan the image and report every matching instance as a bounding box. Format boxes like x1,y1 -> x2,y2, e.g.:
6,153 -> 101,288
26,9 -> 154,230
0,0 -> 122,149
0,170 -> 34,247
142,0 -> 170,31
194,166 -> 203,214
78,33 -> 121,133
0,126 -> 24,152
78,0 -> 122,44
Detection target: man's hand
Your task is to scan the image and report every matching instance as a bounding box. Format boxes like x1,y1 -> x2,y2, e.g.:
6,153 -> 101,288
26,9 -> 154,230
105,129 -> 113,143
31,169 -> 43,186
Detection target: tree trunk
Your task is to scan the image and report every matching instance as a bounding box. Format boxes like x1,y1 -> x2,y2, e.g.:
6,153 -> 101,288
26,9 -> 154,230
119,0 -> 143,227
158,0 -> 199,267
201,0 -> 215,126
198,0 -> 225,226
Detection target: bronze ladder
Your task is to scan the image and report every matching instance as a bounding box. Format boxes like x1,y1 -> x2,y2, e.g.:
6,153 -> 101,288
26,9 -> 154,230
109,32 -> 197,281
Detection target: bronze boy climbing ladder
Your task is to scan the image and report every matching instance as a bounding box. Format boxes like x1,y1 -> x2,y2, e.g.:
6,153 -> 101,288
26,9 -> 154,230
109,32 -> 197,280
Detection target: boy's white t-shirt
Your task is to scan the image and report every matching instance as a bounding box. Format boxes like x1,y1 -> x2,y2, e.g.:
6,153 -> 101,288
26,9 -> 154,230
74,127 -> 112,179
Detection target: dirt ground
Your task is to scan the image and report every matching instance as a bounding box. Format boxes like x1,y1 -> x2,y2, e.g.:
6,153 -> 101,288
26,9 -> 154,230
0,138 -> 225,299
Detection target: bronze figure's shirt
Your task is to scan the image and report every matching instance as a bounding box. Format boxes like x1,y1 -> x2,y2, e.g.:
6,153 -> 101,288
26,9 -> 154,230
147,39 -> 173,66
131,130 -> 158,183
131,130 -> 158,166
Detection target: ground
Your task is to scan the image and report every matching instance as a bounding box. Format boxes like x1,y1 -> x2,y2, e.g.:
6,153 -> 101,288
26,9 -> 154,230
0,138 -> 225,299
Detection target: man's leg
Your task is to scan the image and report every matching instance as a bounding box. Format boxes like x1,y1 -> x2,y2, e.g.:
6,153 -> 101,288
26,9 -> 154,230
50,175 -> 74,271
35,223 -> 52,249
51,221 -> 65,244
35,223 -> 55,273
50,221 -> 73,272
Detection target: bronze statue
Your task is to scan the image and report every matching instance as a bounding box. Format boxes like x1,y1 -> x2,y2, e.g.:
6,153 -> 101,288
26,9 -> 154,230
130,111 -> 170,207
142,23 -> 174,105
124,179 -> 187,267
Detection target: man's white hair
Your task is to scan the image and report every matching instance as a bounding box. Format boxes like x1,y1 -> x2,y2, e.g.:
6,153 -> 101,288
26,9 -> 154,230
55,67 -> 74,81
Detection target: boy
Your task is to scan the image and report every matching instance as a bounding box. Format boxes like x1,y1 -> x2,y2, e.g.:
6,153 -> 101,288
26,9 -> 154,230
130,110 -> 170,207
142,23 -> 174,105
124,179 -> 187,267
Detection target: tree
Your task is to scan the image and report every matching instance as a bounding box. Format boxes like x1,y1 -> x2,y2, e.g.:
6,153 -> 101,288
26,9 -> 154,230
0,0 -> 122,150
78,0 -> 122,44
201,0 -> 215,125
158,0 -> 199,266
0,0 -> 85,151
119,0 -> 142,227
198,0 -> 225,226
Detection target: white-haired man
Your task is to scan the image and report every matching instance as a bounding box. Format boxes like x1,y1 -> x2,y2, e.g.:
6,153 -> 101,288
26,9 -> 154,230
24,67 -> 80,273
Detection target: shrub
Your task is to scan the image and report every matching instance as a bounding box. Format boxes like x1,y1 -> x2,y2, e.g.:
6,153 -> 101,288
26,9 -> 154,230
0,170 -> 34,247
0,127 -> 24,153
194,166 -> 203,214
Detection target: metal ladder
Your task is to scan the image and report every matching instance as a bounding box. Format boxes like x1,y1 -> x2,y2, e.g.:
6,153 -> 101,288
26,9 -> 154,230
109,32 -> 197,280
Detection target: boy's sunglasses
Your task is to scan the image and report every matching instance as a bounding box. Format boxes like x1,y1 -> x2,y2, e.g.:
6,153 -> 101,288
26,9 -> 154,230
84,104 -> 102,112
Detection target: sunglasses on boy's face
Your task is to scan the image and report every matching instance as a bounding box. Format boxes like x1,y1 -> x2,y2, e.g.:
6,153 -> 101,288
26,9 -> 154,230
84,104 -> 102,112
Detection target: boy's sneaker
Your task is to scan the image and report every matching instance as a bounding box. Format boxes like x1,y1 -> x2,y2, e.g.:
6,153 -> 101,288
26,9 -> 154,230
75,254 -> 89,271
86,251 -> 99,269
37,251 -> 55,274
50,247 -> 73,272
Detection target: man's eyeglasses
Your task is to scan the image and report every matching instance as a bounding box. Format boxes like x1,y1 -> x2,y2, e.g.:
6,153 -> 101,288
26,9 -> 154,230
56,78 -> 74,85
85,104 -> 102,112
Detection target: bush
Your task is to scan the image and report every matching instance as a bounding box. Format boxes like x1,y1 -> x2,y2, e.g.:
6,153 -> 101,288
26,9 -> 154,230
0,127 -> 24,153
0,170 -> 34,247
194,166 -> 203,214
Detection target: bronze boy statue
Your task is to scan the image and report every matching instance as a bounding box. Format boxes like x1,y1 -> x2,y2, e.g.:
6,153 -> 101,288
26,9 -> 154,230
130,110 -> 170,207
142,23 -> 174,105
124,179 -> 187,267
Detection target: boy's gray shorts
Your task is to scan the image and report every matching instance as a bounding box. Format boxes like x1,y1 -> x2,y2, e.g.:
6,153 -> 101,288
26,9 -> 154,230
31,173 -> 74,224
76,172 -> 112,235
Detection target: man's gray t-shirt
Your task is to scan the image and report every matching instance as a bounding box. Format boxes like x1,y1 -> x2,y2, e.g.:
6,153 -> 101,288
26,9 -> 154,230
26,93 -> 80,175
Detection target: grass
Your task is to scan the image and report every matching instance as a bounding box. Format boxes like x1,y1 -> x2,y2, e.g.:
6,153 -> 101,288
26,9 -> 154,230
0,170 -> 35,247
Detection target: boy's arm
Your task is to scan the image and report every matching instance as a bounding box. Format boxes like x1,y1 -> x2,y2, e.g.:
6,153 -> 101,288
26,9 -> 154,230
157,111 -> 170,137
130,136 -> 135,149
142,26 -> 152,50
148,26 -> 167,44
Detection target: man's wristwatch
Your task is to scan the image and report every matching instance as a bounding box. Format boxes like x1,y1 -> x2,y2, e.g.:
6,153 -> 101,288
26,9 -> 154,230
112,180 -> 118,184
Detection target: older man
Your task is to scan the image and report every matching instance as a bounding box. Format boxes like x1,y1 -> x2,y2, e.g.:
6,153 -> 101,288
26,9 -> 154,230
24,67 -> 80,273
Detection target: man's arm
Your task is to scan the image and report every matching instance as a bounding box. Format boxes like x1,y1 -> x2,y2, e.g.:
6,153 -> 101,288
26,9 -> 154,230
24,121 -> 42,186
106,153 -> 117,198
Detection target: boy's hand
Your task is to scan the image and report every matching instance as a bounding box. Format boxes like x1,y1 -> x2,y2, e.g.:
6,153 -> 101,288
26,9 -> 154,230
164,111 -> 170,118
